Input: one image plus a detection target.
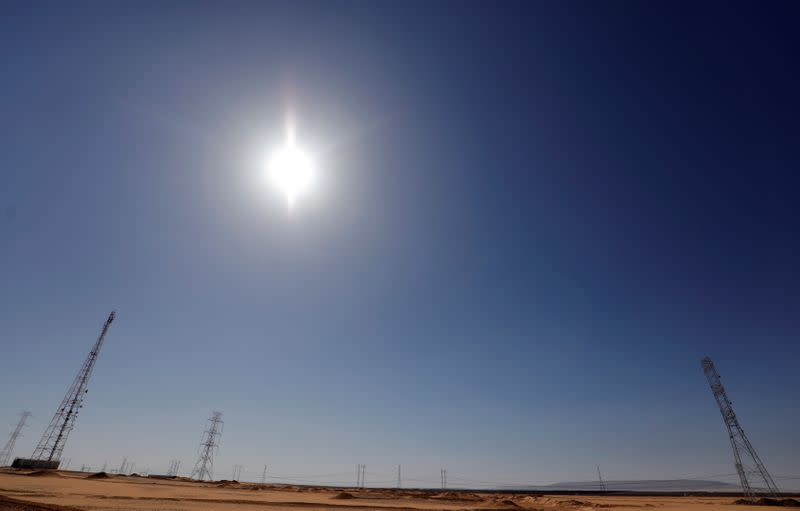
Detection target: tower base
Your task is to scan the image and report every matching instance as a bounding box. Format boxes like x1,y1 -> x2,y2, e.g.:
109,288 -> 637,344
11,458 -> 60,470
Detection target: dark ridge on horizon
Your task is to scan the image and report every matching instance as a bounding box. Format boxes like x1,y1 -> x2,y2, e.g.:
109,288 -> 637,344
542,479 -> 739,491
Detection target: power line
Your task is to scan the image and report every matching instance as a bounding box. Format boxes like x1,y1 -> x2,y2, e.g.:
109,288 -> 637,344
244,469 -> 800,491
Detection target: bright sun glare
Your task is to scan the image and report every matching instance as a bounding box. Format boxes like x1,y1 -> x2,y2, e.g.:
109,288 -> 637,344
267,123 -> 315,208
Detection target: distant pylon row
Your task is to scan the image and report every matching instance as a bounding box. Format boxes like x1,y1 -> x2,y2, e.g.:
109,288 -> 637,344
0,311 -> 783,499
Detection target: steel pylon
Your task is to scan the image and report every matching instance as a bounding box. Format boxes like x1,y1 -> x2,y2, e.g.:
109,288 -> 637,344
30,312 -> 116,464
190,411 -> 223,481
0,412 -> 32,466
701,357 -> 779,497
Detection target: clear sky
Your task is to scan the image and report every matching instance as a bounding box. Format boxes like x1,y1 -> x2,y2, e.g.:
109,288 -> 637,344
1,1 -> 798,489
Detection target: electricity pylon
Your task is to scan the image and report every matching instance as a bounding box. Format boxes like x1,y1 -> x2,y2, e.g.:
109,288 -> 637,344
168,460 -> 181,477
355,464 -> 365,488
29,312 -> 116,465
701,357 -> 779,497
0,412 -> 32,466
597,465 -> 607,492
190,412 -> 223,481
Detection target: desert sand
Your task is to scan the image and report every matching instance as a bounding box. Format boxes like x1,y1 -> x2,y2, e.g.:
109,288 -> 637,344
0,470 -> 786,511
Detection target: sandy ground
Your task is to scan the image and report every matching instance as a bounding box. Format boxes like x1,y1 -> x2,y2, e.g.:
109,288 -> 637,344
0,470 -> 783,511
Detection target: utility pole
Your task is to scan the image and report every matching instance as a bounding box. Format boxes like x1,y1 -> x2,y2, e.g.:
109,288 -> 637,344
597,465 -> 607,492
118,457 -> 127,475
397,464 -> 401,489
702,357 -> 779,497
25,312 -> 115,468
0,411 -> 32,467
190,412 -> 223,481
232,464 -> 243,481
441,469 -> 447,490
261,465 -> 268,485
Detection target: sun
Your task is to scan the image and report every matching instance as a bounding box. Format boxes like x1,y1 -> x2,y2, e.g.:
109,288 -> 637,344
267,125 -> 315,208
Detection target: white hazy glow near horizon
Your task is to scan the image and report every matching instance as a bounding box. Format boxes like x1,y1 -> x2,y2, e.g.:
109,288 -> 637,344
267,126 -> 315,208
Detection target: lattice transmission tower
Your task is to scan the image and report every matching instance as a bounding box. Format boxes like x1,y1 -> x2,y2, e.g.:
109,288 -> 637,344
0,412 -> 32,467
596,465 -> 607,492
22,312 -> 115,468
355,464 -> 365,488
701,357 -> 779,497
190,411 -> 223,481
167,459 -> 182,477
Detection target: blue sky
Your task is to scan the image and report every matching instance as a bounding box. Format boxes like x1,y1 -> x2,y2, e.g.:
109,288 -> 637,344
1,1 -> 799,488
